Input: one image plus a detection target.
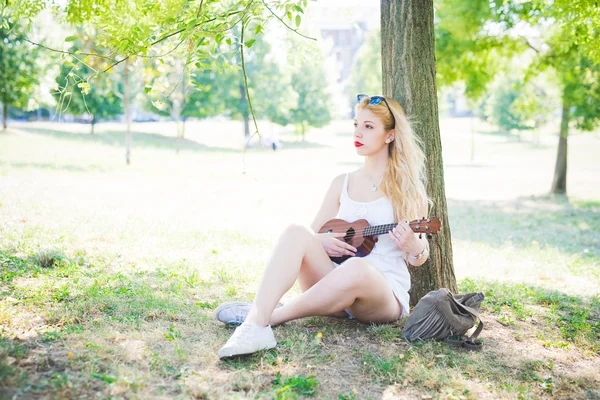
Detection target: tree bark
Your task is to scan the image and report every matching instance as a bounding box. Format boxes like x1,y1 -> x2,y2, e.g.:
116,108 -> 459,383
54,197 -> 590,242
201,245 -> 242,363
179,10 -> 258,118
551,97 -> 569,194
91,115 -> 96,135
381,0 -> 457,306
124,61 -> 132,165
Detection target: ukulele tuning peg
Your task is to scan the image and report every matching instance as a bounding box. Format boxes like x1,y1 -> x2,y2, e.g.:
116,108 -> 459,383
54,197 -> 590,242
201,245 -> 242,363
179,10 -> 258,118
427,218 -> 431,223
417,219 -> 421,224
416,226 -> 420,230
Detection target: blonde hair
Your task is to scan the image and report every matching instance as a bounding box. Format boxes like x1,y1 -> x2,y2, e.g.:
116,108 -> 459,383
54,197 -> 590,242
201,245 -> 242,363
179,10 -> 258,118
355,96 -> 431,221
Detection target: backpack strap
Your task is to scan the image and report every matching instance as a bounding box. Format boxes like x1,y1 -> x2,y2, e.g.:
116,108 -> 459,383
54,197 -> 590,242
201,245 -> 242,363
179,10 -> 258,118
452,297 -> 484,340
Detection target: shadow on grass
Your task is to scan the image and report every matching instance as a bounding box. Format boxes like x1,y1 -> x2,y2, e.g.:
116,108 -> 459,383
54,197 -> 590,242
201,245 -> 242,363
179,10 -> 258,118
2,242 -> 599,398
0,248 -> 213,398
279,139 -> 331,149
18,127 -> 240,153
477,129 -> 555,149
215,278 -> 600,398
17,127 -> 332,153
0,161 -> 111,173
448,195 -> 600,261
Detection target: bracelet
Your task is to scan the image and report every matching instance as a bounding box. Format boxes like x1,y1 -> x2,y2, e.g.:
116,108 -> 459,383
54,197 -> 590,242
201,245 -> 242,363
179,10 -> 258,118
410,245 -> 427,260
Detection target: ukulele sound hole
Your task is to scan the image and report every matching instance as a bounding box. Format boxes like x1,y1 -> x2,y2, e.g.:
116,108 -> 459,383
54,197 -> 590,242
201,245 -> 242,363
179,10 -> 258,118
344,227 -> 355,242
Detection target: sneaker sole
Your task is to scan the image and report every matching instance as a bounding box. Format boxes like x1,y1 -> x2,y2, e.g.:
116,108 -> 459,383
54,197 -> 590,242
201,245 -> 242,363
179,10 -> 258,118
218,340 -> 277,359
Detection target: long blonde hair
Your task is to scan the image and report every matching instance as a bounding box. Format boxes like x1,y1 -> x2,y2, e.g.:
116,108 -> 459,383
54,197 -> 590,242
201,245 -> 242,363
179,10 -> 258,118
355,96 -> 431,221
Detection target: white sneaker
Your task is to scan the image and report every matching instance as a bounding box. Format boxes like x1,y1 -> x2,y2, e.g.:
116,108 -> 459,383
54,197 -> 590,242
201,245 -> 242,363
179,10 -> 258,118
218,322 -> 277,359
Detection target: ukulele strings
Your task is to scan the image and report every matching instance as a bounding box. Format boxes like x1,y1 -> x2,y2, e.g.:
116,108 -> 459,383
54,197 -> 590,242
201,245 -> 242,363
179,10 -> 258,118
332,222 -> 425,237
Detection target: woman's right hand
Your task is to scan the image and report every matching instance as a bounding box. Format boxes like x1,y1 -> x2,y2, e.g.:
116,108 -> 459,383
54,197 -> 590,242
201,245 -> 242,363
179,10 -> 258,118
316,232 -> 357,257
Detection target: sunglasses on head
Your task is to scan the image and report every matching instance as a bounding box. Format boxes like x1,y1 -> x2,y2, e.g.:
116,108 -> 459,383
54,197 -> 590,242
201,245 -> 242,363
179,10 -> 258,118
356,94 -> 395,124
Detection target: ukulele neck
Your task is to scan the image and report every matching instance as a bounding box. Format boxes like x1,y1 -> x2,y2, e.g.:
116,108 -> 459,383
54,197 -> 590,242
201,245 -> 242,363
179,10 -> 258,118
363,223 -> 398,237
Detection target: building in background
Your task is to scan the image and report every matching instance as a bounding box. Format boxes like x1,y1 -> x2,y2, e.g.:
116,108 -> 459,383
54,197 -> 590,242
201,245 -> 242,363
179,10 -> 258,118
305,1 -> 380,118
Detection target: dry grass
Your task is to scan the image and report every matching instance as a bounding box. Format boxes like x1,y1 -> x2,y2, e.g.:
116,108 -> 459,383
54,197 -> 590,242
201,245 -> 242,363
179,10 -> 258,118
0,118 -> 599,399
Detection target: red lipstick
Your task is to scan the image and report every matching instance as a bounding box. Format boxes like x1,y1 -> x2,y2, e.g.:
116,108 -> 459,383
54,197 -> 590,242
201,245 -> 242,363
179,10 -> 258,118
354,141 -> 363,147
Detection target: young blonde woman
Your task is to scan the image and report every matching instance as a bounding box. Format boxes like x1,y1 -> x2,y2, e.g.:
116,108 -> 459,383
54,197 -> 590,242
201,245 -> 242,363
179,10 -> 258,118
216,94 -> 431,358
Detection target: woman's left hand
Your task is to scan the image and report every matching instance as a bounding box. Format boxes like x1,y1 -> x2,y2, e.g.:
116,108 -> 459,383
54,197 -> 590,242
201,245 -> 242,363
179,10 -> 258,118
388,220 -> 423,256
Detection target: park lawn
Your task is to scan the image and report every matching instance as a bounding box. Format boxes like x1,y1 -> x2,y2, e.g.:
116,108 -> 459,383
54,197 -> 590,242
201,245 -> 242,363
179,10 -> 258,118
0,119 -> 599,399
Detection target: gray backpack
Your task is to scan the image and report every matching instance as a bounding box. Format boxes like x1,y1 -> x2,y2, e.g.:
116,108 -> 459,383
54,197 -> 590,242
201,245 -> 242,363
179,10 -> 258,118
402,288 -> 485,351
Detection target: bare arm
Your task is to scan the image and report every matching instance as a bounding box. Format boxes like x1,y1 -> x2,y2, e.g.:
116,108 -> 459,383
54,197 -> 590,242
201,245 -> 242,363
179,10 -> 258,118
407,202 -> 431,267
309,174 -> 345,234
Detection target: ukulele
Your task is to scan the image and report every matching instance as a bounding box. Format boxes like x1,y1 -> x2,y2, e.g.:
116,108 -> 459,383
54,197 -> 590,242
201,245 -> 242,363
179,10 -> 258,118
318,217 -> 441,264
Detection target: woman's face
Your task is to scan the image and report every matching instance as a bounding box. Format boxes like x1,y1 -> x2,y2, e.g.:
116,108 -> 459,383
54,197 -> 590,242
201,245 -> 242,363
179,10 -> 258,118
353,108 -> 392,155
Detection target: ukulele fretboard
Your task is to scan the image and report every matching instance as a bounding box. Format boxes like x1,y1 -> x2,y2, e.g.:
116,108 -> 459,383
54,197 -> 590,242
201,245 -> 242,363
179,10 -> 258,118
363,223 -> 397,237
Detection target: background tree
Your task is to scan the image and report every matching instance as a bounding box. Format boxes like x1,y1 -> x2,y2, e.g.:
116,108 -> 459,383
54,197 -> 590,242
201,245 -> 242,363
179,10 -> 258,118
53,32 -> 122,134
346,29 -> 382,101
381,0 -> 457,305
482,73 -> 557,136
0,23 -> 40,130
283,30 -> 332,141
143,53 -> 193,152
5,0 -> 312,141
435,0 -> 600,195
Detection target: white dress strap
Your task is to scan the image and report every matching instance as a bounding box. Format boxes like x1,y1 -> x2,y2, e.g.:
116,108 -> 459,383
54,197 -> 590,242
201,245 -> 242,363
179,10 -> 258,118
341,173 -> 350,199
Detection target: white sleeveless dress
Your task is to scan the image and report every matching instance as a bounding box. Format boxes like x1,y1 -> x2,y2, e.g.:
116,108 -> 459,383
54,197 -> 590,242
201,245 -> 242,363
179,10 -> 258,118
333,173 -> 411,317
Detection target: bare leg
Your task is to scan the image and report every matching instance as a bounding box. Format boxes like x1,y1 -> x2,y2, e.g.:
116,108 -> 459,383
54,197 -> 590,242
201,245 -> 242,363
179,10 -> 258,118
269,258 -> 402,326
245,224 -> 335,327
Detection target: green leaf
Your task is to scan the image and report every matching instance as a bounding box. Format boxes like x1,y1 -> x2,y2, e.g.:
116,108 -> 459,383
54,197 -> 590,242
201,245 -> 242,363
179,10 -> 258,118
92,373 -> 117,384
64,35 -> 78,42
144,85 -> 152,94
292,5 -> 303,13
226,38 -> 232,46
64,61 -> 75,67
295,15 -> 301,28
255,24 -> 263,34
77,82 -> 91,95
215,33 -> 224,44
244,38 -> 256,48
152,100 -> 166,111
287,11 -> 292,21
186,18 -> 199,29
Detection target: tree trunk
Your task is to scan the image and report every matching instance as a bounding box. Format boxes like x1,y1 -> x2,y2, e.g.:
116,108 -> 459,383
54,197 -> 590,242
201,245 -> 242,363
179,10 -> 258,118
551,97 -> 570,194
175,120 -> 182,154
381,0 -> 457,306
91,115 -> 96,135
243,114 -> 250,145
2,101 -> 7,131
124,62 -> 132,165
240,84 -> 251,146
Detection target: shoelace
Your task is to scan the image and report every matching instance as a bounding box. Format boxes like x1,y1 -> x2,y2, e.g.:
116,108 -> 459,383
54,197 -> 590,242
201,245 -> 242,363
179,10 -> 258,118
234,313 -> 246,324
228,323 -> 255,344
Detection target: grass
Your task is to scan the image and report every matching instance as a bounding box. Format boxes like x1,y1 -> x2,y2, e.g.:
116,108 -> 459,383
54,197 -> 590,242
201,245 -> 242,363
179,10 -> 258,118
0,118 -> 599,398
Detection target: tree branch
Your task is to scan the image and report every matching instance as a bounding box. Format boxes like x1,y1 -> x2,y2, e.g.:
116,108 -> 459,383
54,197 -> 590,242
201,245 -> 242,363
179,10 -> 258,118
260,0 -> 317,41
23,38 -> 117,61
519,34 -> 541,54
